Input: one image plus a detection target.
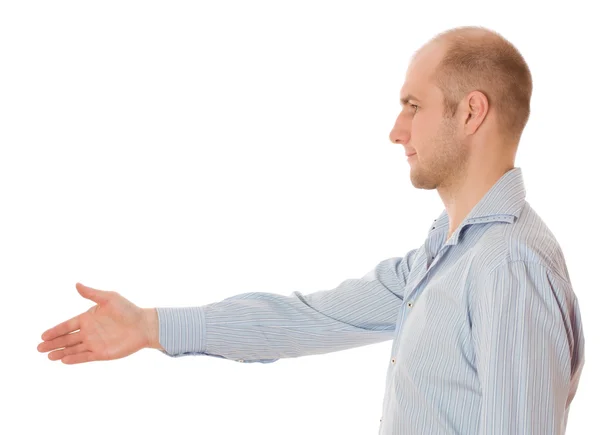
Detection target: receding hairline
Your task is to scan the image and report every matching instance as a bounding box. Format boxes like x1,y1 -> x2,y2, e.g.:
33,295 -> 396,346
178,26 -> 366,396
412,26 -> 502,60
408,26 -> 533,144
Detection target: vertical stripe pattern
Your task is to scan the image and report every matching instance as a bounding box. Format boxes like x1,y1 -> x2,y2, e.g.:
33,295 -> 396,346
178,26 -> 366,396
156,167 -> 585,434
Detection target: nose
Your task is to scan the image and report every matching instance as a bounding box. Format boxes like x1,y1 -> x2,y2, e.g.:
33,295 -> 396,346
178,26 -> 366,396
389,113 -> 410,146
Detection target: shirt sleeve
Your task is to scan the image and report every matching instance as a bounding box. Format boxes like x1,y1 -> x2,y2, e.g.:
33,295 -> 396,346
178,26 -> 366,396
155,249 -> 418,362
471,260 -> 585,434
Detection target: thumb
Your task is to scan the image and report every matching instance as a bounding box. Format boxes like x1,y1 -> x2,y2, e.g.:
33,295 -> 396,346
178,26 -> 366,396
76,282 -> 112,304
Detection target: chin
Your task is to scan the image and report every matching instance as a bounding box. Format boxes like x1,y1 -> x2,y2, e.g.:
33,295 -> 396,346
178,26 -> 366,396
409,171 -> 438,190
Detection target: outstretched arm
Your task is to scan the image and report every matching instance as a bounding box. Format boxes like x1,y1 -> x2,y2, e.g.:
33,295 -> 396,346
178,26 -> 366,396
154,250 -> 418,363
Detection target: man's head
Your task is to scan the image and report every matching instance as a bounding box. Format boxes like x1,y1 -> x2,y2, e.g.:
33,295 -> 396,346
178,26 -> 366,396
389,26 -> 533,191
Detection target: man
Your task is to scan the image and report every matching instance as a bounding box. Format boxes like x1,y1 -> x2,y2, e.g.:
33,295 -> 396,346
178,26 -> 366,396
38,25 -> 584,434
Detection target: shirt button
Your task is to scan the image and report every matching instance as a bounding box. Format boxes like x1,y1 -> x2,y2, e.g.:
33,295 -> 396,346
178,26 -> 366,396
391,358 -> 396,364
407,302 -> 413,308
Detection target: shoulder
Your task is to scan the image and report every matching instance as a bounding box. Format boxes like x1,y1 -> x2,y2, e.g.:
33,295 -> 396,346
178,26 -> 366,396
473,201 -> 571,284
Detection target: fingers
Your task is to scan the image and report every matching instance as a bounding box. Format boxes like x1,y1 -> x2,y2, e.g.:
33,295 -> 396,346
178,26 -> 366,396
76,283 -> 113,304
38,331 -> 82,353
47,342 -> 87,362
41,314 -> 81,341
62,351 -> 94,365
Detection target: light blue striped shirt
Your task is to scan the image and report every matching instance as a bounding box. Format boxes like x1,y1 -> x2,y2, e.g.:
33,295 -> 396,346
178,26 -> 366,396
156,167 -> 585,434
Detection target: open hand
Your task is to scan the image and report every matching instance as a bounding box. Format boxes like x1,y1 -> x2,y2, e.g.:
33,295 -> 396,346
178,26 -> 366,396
37,283 -> 151,364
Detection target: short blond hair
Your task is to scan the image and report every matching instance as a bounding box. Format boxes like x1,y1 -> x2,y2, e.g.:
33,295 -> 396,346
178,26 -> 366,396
419,26 -> 533,144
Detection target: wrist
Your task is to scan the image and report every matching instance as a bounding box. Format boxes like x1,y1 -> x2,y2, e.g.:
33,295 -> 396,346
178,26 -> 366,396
143,308 -> 164,351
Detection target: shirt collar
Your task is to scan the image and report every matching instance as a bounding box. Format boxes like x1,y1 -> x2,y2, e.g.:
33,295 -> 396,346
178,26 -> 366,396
430,167 -> 526,245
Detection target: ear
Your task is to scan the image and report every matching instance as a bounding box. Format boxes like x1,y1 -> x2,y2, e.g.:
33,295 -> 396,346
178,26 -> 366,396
463,90 -> 489,135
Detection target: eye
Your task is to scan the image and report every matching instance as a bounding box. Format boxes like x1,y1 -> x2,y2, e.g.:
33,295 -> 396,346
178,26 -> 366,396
411,104 -> 419,112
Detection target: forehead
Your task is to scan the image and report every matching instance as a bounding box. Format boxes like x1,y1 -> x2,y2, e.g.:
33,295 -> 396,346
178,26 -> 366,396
400,75 -> 428,104
400,43 -> 446,102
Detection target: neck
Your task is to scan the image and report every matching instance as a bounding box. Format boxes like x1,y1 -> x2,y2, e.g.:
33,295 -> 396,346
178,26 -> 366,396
438,162 -> 515,239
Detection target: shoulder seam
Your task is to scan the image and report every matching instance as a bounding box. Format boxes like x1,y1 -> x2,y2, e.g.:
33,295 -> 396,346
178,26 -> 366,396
486,260 -> 570,286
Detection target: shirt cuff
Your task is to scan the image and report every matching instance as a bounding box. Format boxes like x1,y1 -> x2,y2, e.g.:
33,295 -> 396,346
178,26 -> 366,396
155,306 -> 206,357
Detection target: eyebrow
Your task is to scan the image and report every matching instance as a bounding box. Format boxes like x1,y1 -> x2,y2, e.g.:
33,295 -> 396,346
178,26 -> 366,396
400,94 -> 421,106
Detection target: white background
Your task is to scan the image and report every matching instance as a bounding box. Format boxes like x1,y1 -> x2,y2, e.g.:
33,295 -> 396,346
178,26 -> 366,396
1,1 -> 597,434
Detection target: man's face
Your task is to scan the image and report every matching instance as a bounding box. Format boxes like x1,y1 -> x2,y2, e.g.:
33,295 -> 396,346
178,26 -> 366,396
389,43 -> 470,190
